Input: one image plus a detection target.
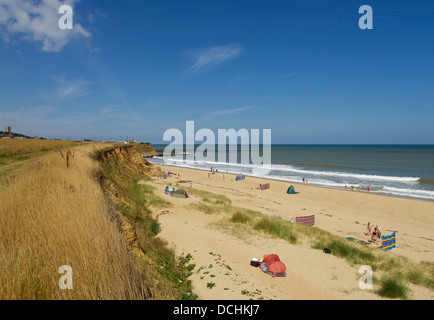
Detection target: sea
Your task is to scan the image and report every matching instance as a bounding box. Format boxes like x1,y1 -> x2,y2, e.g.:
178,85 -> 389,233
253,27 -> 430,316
146,144 -> 434,202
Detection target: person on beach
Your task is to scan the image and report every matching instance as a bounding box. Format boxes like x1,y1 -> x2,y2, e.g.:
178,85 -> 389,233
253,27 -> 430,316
371,225 -> 381,242
376,226 -> 382,239
365,222 -> 371,235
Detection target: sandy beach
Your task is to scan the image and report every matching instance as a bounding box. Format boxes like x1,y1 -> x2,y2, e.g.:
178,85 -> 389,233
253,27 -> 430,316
149,165 -> 434,300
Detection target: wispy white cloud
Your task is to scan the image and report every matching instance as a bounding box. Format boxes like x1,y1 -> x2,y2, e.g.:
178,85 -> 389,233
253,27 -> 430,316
86,7 -> 107,23
0,0 -> 90,52
39,75 -> 90,100
56,78 -> 89,100
207,106 -> 255,117
271,72 -> 297,82
179,44 -> 243,78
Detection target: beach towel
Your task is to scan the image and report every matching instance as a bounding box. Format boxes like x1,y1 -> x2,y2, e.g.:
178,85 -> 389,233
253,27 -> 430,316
290,215 -> 315,226
381,232 -> 396,251
260,183 -> 270,190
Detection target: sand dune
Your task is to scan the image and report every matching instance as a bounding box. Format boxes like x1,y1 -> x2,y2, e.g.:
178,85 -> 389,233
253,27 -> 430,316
150,165 -> 434,300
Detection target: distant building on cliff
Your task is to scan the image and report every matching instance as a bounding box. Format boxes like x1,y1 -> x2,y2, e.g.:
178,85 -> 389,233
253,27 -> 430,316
2,126 -> 12,138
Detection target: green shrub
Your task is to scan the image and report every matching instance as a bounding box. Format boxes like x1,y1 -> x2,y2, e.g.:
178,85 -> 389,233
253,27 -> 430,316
377,277 -> 409,299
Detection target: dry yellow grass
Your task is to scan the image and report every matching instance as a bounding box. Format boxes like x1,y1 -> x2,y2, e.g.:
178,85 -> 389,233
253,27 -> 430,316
0,138 -> 76,159
0,143 -> 150,299
0,139 -> 79,184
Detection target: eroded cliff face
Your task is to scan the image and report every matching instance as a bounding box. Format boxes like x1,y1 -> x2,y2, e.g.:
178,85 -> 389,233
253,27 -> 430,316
98,145 -> 151,172
97,143 -> 190,299
97,145 -> 160,272
98,144 -> 164,178
136,143 -> 159,158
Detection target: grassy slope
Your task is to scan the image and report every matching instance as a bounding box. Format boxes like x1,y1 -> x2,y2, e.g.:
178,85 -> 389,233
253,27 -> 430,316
0,140 -> 196,300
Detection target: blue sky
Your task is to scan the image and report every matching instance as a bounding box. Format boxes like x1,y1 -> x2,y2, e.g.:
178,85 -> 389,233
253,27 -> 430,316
0,0 -> 433,144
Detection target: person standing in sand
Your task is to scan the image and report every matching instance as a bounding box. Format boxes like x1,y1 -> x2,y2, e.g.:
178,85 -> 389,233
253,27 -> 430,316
365,222 -> 371,235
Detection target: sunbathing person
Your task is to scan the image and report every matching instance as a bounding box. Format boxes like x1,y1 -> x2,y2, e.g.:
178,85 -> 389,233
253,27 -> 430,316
371,225 -> 381,242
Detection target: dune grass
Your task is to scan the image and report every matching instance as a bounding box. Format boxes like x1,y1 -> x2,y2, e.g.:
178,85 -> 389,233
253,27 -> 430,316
254,216 -> 298,244
231,210 -> 253,224
136,181 -> 173,209
185,187 -> 232,215
377,277 -> 410,299
405,261 -> 434,290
